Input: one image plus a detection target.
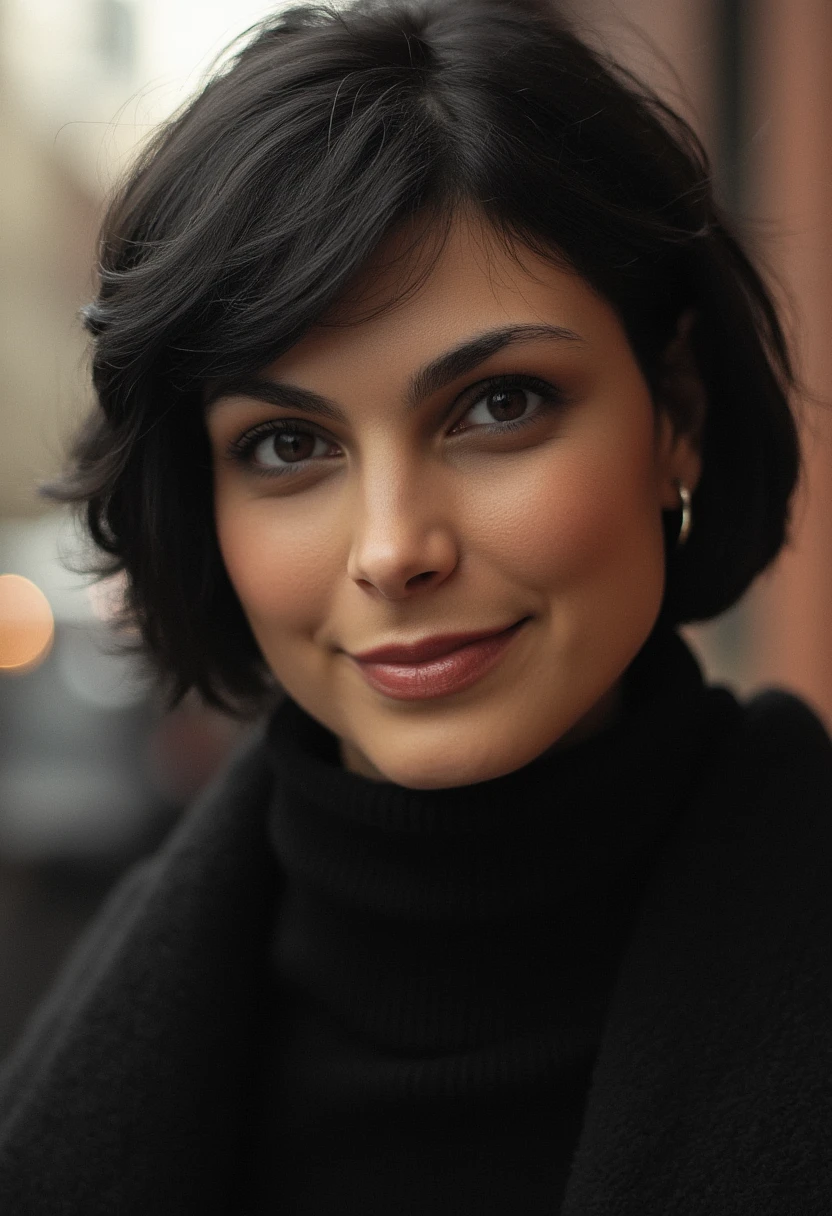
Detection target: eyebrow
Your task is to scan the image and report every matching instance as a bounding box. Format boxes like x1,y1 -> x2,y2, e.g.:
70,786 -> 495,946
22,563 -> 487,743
204,323 -> 584,423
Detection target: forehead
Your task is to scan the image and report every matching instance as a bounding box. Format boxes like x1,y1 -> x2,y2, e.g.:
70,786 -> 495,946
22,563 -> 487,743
263,207 -> 614,380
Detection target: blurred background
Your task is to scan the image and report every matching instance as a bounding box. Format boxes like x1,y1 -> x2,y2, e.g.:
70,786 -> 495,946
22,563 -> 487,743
0,0 -> 830,1059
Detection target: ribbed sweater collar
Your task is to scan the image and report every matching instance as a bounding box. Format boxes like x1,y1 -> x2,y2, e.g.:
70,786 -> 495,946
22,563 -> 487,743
262,627 -> 724,1062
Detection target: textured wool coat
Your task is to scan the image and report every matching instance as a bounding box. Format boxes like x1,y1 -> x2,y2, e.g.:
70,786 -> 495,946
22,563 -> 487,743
0,684 -> 830,1214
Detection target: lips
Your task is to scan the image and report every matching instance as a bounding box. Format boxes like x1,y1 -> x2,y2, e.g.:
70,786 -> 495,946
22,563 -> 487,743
350,618 -> 530,665
349,617 -> 530,701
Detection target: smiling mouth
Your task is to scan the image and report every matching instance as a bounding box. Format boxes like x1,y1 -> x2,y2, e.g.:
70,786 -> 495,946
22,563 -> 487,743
347,617 -> 532,701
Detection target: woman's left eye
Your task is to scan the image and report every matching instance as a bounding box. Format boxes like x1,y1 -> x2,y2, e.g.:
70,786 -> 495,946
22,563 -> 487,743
452,376 -> 563,435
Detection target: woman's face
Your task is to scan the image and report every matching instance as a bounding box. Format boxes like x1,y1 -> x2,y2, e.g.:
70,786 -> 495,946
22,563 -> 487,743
207,210 -> 701,788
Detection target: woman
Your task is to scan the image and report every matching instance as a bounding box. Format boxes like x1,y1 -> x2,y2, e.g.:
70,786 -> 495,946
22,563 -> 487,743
1,0 -> 830,1211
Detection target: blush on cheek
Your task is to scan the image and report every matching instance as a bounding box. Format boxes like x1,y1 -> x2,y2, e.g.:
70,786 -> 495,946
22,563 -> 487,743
215,511 -> 325,647
501,456 -> 630,588
497,415 -> 667,642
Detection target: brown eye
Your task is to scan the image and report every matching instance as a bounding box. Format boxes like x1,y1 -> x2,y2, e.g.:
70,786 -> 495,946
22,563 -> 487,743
455,381 -> 552,433
252,427 -> 327,468
484,387 -> 531,423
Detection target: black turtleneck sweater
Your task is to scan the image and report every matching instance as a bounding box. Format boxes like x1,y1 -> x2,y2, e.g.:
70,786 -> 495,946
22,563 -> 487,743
247,628 -> 733,1213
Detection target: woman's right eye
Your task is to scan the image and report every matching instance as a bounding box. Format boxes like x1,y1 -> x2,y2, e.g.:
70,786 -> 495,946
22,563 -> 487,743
229,422 -> 339,477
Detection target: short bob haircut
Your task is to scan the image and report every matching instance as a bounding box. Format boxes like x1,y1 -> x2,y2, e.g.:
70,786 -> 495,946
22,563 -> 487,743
52,0 -> 800,713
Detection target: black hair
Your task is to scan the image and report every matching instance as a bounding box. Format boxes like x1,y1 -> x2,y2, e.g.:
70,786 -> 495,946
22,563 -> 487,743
49,0 -> 800,712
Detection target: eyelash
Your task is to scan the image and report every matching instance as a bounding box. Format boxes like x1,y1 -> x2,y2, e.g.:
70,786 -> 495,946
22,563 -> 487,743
226,373 -> 566,479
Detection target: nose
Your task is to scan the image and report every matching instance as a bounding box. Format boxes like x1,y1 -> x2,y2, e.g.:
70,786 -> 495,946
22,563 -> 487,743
345,462 -> 459,601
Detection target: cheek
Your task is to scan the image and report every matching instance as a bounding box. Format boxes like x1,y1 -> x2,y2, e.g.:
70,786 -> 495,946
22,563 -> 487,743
488,405 -> 665,599
214,493 -> 335,644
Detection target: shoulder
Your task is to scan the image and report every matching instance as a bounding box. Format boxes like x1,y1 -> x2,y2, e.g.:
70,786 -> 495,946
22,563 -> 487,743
0,721 -> 276,1122
741,684 -> 832,754
0,723 -> 279,1210
728,685 -> 832,792
692,682 -> 832,864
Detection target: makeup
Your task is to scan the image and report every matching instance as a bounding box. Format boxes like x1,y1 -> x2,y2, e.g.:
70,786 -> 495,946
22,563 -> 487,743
349,618 -> 529,700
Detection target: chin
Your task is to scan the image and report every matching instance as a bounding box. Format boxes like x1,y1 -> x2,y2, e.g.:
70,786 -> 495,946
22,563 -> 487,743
363,744 -> 533,791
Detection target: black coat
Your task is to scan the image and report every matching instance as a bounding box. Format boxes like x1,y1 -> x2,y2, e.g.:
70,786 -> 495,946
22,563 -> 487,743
1,687 -> 831,1214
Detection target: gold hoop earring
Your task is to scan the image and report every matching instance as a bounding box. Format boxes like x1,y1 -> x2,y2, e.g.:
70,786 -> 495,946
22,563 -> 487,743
675,480 -> 692,547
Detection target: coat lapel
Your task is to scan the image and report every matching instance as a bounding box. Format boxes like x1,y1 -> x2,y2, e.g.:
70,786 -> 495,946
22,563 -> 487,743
0,726 -> 280,1216
561,691 -> 832,1214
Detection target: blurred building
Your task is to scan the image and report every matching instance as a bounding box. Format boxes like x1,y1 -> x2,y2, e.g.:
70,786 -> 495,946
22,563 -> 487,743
0,0 -> 292,518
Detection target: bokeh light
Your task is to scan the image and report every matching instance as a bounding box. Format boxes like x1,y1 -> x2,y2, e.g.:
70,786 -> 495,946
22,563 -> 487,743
0,573 -> 55,674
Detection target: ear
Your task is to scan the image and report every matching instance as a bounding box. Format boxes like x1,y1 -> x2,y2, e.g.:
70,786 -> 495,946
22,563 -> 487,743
652,308 -> 707,511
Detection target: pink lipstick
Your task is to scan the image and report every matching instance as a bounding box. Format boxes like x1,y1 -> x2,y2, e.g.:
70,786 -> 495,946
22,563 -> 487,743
348,617 -> 530,700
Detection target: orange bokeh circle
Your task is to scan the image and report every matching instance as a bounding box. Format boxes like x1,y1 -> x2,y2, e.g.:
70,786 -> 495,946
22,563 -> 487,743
0,574 -> 55,674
